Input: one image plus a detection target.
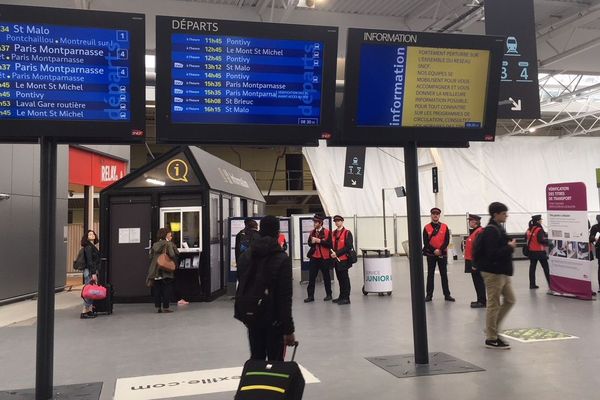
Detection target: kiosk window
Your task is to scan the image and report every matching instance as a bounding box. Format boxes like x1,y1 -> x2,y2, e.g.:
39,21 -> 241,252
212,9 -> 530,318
210,193 -> 220,243
160,207 -> 202,251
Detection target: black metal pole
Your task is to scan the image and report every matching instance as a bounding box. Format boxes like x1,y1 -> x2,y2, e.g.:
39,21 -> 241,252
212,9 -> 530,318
36,136 -> 57,399
404,141 -> 429,365
382,188 -> 387,248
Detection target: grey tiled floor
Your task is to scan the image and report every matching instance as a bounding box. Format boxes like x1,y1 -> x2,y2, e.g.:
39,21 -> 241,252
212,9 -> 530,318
1,258 -> 599,400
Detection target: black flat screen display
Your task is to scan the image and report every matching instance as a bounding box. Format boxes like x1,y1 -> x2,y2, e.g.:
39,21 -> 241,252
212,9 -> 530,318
0,5 -> 145,143
156,16 -> 338,145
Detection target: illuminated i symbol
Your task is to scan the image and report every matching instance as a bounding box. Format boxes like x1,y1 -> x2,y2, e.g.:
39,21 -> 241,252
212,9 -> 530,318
174,163 -> 180,176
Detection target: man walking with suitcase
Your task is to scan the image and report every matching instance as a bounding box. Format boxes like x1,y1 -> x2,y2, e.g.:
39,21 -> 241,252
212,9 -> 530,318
235,215 -> 295,361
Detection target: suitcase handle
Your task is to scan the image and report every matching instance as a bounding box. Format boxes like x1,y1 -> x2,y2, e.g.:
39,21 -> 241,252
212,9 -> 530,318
286,341 -> 299,362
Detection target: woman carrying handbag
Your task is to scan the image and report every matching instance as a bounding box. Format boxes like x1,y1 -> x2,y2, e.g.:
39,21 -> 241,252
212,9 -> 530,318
146,227 -> 179,313
80,230 -> 101,319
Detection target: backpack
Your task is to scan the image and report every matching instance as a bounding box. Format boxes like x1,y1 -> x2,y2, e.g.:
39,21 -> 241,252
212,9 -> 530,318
234,251 -> 273,327
238,230 -> 254,254
73,248 -> 86,271
472,224 -> 500,268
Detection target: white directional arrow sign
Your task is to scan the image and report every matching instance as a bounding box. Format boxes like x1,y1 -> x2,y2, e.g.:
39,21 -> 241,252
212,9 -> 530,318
351,179 -> 357,186
509,97 -> 522,111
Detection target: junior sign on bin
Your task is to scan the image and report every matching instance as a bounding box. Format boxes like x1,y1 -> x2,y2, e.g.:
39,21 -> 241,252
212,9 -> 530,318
364,257 -> 393,293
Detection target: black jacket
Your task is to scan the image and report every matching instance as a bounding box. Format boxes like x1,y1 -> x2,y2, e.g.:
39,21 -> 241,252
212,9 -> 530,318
422,222 -> 450,257
477,219 -> 514,276
84,243 -> 101,275
590,223 -> 600,258
237,235 -> 295,335
526,223 -> 548,260
235,227 -> 260,264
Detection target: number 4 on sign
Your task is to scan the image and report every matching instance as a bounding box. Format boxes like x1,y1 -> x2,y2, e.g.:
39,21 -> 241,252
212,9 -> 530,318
509,97 -> 522,111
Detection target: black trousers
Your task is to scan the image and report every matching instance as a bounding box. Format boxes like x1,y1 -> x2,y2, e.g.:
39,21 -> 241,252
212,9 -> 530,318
248,324 -> 284,361
307,258 -> 332,298
153,278 -> 173,309
471,270 -> 486,304
529,258 -> 550,287
426,256 -> 450,297
335,262 -> 351,300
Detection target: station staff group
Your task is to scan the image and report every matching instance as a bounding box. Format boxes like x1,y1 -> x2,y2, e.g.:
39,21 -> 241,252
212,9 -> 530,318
305,213 -> 354,305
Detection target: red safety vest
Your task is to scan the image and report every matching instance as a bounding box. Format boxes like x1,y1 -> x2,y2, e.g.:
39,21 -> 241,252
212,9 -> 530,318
527,227 -> 544,251
424,223 -> 448,250
310,228 -> 331,259
464,226 -> 483,261
332,228 -> 350,261
278,233 -> 287,249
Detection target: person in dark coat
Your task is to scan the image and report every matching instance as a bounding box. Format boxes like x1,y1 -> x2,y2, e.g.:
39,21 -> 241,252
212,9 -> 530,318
590,215 -> 600,293
235,218 -> 259,264
331,215 -> 354,305
147,228 -> 179,313
305,213 -> 333,303
478,202 -> 517,349
423,207 -> 454,302
464,214 -> 486,308
526,214 -> 550,289
236,215 -> 295,361
80,230 -> 101,319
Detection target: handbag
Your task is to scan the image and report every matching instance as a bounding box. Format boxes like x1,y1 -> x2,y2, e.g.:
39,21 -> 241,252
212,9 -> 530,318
157,249 -> 176,272
81,283 -> 107,301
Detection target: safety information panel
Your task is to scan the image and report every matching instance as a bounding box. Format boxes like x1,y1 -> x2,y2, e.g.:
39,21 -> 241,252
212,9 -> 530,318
0,23 -> 131,121
170,33 -> 323,125
357,44 -> 490,129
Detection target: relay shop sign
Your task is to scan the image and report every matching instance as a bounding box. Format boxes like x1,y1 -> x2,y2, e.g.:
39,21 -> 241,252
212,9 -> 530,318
546,182 -> 594,300
69,146 -> 127,189
485,0 -> 540,119
0,5 -> 145,143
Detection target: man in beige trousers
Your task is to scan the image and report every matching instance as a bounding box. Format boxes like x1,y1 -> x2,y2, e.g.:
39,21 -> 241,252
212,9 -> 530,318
476,202 -> 517,349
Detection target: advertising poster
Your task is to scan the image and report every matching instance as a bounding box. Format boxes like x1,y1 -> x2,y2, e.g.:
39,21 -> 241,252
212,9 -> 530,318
546,182 -> 594,300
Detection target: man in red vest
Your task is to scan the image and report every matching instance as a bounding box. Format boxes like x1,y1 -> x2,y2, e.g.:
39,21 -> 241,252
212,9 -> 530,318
331,215 -> 354,305
423,207 -> 454,302
526,214 -> 550,289
304,213 -> 333,303
464,214 -> 486,308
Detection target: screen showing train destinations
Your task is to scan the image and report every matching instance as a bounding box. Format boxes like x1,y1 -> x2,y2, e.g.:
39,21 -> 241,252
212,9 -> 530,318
0,23 -> 132,122
156,16 -> 338,145
171,34 -> 323,125
0,5 -> 145,143
341,28 -> 503,146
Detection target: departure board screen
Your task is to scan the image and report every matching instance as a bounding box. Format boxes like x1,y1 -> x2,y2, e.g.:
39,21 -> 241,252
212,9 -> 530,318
0,5 -> 145,143
156,16 -> 338,145
0,24 -> 131,121
340,29 -> 503,146
171,34 -> 323,125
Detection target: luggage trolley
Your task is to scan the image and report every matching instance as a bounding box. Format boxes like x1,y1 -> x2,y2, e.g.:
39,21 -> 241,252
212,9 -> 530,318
361,248 -> 393,296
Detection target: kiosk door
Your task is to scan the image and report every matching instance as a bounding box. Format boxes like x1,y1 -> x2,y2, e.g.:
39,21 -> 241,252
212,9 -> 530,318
109,198 -> 153,300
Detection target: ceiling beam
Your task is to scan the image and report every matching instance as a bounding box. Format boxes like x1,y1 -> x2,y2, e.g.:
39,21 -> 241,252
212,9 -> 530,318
537,3 -> 600,40
539,34 -> 600,67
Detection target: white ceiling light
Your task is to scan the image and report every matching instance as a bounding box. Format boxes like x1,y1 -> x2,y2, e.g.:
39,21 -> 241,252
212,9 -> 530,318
298,0 -> 317,9
146,178 -> 166,186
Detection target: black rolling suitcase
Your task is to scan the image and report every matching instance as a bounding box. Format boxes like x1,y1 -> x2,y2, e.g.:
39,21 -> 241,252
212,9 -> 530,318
235,342 -> 304,400
93,283 -> 114,315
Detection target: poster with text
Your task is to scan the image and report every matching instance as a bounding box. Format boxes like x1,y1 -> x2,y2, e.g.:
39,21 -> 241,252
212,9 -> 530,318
546,182 -> 594,300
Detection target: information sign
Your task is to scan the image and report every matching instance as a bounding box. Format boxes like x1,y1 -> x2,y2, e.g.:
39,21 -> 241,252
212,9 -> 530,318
339,28 -> 503,146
